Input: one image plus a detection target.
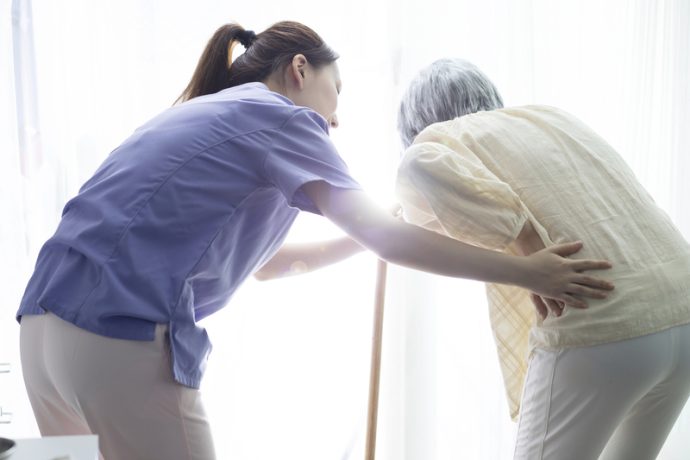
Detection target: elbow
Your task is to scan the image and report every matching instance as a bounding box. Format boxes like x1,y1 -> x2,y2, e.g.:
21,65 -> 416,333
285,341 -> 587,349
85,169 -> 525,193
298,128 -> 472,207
351,219 -> 408,264
363,233 -> 403,265
253,270 -> 272,282
377,244 -> 412,267
375,242 -> 397,264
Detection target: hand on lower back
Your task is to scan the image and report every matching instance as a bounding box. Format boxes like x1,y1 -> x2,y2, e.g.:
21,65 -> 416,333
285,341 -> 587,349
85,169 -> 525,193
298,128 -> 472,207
524,241 -> 614,309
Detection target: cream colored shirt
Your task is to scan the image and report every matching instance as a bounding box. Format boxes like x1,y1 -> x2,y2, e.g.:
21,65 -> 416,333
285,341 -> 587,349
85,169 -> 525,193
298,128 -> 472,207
396,105 -> 690,420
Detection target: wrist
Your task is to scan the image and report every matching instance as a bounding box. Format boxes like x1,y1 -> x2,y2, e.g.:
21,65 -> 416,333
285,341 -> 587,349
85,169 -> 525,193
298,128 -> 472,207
503,254 -> 531,288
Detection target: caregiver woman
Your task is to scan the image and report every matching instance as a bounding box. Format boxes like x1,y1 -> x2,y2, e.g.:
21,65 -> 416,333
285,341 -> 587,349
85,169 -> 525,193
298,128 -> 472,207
16,21 -> 612,460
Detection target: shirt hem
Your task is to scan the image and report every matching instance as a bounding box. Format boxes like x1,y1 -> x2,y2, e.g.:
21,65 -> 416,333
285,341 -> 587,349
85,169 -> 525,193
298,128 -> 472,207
529,316 -> 690,353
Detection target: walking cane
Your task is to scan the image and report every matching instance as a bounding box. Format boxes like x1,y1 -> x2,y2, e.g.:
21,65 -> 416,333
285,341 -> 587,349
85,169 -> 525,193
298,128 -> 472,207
364,258 -> 388,460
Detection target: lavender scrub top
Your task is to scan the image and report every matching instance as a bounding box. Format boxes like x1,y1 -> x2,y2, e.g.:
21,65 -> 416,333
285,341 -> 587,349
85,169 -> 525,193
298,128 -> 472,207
17,82 -> 362,388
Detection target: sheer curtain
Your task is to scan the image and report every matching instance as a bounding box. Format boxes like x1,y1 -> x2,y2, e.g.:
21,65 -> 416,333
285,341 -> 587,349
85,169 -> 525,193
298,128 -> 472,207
1,0 -> 49,436
1,0 -> 688,459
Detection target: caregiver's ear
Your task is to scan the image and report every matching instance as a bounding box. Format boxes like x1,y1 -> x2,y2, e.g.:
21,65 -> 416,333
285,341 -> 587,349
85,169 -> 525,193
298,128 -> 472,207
289,54 -> 308,89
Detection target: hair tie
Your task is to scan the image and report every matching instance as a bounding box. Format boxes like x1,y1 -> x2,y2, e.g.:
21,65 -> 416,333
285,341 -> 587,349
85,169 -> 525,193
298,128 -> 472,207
237,30 -> 257,48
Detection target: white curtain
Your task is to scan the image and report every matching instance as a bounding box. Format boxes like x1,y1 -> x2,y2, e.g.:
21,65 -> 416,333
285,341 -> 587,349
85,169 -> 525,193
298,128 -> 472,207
1,0 -> 688,459
1,0 -> 49,435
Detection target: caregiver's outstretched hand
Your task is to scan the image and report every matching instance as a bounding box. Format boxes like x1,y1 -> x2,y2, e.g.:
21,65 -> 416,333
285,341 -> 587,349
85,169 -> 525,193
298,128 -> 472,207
521,241 -> 613,309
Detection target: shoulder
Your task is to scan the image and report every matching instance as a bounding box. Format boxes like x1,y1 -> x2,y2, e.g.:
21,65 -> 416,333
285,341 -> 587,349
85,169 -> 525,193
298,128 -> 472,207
277,108 -> 330,135
399,140 -> 458,177
490,105 -> 585,126
413,119 -> 458,144
225,83 -> 329,133
181,83 -> 316,130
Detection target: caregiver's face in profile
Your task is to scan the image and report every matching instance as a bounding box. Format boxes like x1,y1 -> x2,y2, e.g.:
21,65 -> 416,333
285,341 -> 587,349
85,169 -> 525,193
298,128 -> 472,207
285,55 -> 341,129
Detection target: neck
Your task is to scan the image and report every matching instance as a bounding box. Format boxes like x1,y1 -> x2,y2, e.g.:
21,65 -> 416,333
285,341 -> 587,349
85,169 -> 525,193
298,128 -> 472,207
262,75 -> 289,99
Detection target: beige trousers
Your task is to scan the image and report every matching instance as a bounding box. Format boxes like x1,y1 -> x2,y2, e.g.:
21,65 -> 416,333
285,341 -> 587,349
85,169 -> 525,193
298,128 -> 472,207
20,312 -> 216,460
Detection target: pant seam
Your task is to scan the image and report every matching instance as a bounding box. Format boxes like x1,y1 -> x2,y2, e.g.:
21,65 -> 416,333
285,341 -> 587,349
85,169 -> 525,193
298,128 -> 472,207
514,357 -> 536,458
174,384 -> 196,460
538,350 -> 561,459
166,324 -> 195,460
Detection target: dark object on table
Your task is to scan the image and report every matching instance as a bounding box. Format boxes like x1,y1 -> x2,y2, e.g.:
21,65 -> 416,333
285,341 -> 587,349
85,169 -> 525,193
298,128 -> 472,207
0,437 -> 15,459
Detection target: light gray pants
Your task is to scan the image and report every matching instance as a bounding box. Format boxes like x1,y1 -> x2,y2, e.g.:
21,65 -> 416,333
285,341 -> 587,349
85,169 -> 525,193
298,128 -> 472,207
514,323 -> 690,460
20,312 -> 216,460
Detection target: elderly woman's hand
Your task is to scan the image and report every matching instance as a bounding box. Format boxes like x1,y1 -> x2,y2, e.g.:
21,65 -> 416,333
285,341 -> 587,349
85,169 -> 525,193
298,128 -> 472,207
530,293 -> 567,320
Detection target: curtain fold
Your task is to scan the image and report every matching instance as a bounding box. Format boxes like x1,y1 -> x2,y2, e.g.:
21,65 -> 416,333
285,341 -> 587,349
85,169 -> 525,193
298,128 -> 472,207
12,0 -> 41,176
1,0 -> 42,439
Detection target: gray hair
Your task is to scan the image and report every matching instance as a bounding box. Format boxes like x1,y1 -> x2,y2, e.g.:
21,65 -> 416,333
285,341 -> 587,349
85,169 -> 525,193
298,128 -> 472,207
397,58 -> 504,148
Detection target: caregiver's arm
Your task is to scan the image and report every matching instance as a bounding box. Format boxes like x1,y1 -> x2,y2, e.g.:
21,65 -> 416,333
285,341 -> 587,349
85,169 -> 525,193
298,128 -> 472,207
301,181 -> 614,307
254,237 -> 365,281
513,221 -> 573,318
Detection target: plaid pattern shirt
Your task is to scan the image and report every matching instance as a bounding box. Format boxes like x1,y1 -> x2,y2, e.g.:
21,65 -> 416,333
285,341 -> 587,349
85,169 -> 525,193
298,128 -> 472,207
396,105 -> 690,420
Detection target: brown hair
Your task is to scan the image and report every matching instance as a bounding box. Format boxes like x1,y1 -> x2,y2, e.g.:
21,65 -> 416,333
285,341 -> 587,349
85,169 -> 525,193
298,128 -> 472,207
176,21 -> 339,104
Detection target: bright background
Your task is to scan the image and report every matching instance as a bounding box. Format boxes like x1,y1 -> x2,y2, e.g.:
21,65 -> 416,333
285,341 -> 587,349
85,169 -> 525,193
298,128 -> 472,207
2,0 -> 689,458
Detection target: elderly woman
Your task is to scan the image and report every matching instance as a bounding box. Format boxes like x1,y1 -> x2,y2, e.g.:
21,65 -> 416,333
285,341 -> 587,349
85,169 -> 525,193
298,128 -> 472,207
395,59 -> 690,459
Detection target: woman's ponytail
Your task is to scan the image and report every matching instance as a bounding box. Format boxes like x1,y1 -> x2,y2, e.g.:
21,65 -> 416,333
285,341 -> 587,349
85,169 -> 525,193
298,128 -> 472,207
175,24 -> 246,104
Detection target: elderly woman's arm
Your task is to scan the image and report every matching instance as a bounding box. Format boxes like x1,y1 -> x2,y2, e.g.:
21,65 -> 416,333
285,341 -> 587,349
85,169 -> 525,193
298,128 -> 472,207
397,140 -> 529,251
254,205 -> 401,281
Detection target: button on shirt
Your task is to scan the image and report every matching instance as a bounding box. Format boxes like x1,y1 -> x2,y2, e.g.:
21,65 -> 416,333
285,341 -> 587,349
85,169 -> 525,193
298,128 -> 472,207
17,82 -> 362,388
396,105 -> 690,419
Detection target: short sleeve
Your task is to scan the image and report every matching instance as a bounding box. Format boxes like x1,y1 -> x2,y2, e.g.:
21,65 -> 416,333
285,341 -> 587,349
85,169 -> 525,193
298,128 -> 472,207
264,109 -> 362,214
396,140 -> 528,250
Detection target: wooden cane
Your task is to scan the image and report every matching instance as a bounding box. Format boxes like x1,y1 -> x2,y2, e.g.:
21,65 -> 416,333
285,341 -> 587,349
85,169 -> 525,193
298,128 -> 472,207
364,258 -> 388,460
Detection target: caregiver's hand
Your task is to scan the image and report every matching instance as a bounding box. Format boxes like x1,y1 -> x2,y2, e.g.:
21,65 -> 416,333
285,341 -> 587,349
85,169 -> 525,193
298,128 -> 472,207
520,241 -> 614,310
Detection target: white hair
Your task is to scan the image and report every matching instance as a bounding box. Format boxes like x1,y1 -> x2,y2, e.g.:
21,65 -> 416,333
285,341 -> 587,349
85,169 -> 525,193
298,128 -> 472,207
398,58 -> 504,148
